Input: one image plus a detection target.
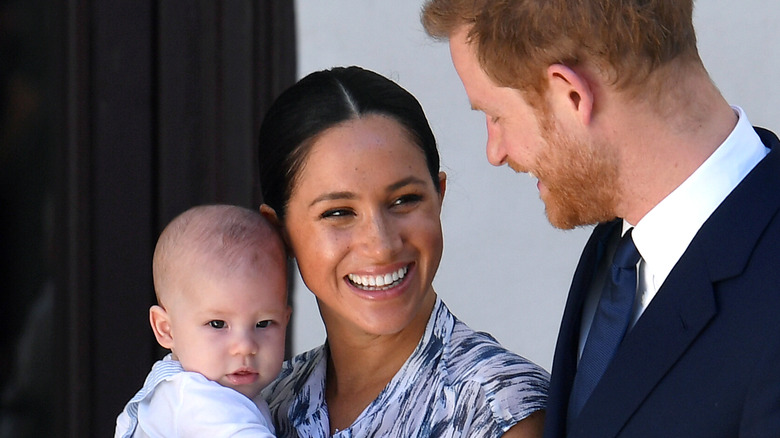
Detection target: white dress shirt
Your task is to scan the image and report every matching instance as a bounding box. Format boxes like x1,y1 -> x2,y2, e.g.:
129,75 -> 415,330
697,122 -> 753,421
579,106 -> 769,357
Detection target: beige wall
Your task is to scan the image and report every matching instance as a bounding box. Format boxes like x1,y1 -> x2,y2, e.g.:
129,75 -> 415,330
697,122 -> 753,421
292,0 -> 780,371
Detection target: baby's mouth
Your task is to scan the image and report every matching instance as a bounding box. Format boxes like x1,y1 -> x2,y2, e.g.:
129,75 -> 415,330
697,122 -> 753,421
227,369 -> 258,385
347,265 -> 409,291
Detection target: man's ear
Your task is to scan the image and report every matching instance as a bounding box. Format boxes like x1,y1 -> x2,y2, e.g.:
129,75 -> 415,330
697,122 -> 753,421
546,63 -> 595,126
149,305 -> 174,350
260,203 -> 294,257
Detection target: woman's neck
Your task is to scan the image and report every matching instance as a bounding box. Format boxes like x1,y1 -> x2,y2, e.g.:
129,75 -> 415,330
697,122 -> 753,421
323,292 -> 436,433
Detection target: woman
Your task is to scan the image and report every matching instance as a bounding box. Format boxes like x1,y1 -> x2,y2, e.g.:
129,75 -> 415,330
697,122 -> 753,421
258,66 -> 548,437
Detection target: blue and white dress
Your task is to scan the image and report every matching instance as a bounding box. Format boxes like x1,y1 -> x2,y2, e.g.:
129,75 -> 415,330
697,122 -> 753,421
261,297 -> 549,437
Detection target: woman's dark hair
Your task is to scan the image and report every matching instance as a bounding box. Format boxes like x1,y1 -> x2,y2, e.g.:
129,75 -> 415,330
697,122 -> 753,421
258,66 -> 440,219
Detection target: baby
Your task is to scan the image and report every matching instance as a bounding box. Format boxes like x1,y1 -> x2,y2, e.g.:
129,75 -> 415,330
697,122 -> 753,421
115,204 -> 290,437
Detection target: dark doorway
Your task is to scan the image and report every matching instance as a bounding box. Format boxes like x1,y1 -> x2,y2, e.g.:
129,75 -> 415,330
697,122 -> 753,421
0,1 -> 296,436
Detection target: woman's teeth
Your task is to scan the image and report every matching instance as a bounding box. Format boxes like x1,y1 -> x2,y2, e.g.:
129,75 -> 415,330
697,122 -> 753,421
347,266 -> 408,290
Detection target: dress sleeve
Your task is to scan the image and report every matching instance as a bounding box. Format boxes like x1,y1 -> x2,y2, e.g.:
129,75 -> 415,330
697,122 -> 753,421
462,354 -> 550,436
146,372 -> 276,437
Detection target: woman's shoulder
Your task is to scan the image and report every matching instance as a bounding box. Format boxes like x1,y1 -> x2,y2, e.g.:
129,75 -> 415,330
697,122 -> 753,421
444,316 -> 550,389
431,309 -> 549,432
261,345 -> 329,436
262,344 -> 327,405
280,344 -> 326,375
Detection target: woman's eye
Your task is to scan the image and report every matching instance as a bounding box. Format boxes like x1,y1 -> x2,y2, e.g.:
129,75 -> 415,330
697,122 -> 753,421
392,194 -> 423,207
257,320 -> 271,328
320,208 -> 354,219
208,320 -> 226,329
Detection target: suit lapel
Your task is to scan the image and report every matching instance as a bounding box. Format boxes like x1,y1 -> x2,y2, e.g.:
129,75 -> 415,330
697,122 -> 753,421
569,127 -> 780,437
570,243 -> 717,437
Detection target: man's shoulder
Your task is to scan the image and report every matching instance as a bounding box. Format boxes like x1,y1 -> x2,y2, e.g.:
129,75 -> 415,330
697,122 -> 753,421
754,126 -> 780,149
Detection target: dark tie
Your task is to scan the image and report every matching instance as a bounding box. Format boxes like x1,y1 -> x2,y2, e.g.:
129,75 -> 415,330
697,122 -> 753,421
568,228 -> 641,421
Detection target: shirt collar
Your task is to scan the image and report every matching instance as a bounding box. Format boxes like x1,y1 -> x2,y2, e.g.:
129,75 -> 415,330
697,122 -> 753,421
629,106 -> 769,286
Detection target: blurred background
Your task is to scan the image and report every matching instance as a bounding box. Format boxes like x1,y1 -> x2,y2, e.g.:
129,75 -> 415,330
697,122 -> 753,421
1,0 -> 777,436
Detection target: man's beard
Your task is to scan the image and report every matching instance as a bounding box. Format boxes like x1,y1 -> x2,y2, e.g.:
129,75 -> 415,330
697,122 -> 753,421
534,115 -> 620,229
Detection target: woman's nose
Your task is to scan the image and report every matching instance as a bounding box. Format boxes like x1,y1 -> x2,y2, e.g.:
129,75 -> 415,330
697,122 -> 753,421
358,212 -> 402,259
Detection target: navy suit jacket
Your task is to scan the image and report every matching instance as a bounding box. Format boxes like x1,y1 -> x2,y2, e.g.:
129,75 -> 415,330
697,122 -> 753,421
543,127 -> 780,437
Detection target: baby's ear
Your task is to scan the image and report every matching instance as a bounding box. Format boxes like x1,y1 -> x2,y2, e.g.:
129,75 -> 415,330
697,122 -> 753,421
149,305 -> 174,349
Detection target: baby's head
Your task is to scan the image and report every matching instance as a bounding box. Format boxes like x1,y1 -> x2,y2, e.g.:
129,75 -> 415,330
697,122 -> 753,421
149,204 -> 290,399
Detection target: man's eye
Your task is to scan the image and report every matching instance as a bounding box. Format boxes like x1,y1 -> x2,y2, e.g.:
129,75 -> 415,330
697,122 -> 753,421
257,320 -> 271,328
208,320 -> 226,329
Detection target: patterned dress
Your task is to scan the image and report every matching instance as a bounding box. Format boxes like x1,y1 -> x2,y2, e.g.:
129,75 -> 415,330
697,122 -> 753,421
262,297 -> 549,437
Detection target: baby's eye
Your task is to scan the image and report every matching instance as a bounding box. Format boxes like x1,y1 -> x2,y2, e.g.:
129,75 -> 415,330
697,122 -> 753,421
208,320 -> 226,329
257,320 -> 271,328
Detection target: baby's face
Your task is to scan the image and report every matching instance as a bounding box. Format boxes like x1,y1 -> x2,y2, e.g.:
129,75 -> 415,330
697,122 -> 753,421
166,263 -> 289,399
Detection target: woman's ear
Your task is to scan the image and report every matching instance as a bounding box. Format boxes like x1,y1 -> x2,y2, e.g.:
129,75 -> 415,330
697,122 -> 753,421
149,305 -> 174,350
259,203 -> 281,227
260,203 -> 294,257
438,171 -> 447,204
546,63 -> 595,126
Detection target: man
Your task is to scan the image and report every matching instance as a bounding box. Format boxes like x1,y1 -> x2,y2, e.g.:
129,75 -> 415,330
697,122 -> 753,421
422,1 -> 780,437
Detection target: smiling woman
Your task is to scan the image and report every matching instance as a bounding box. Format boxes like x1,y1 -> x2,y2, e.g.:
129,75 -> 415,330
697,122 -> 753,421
257,66 -> 550,437
282,114 -> 444,341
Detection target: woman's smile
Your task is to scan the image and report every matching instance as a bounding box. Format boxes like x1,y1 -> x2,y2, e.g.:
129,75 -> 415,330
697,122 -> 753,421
342,263 -> 416,303
347,264 -> 410,290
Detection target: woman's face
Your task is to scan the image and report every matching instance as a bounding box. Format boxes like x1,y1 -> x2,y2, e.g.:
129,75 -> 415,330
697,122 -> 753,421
283,114 -> 445,338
